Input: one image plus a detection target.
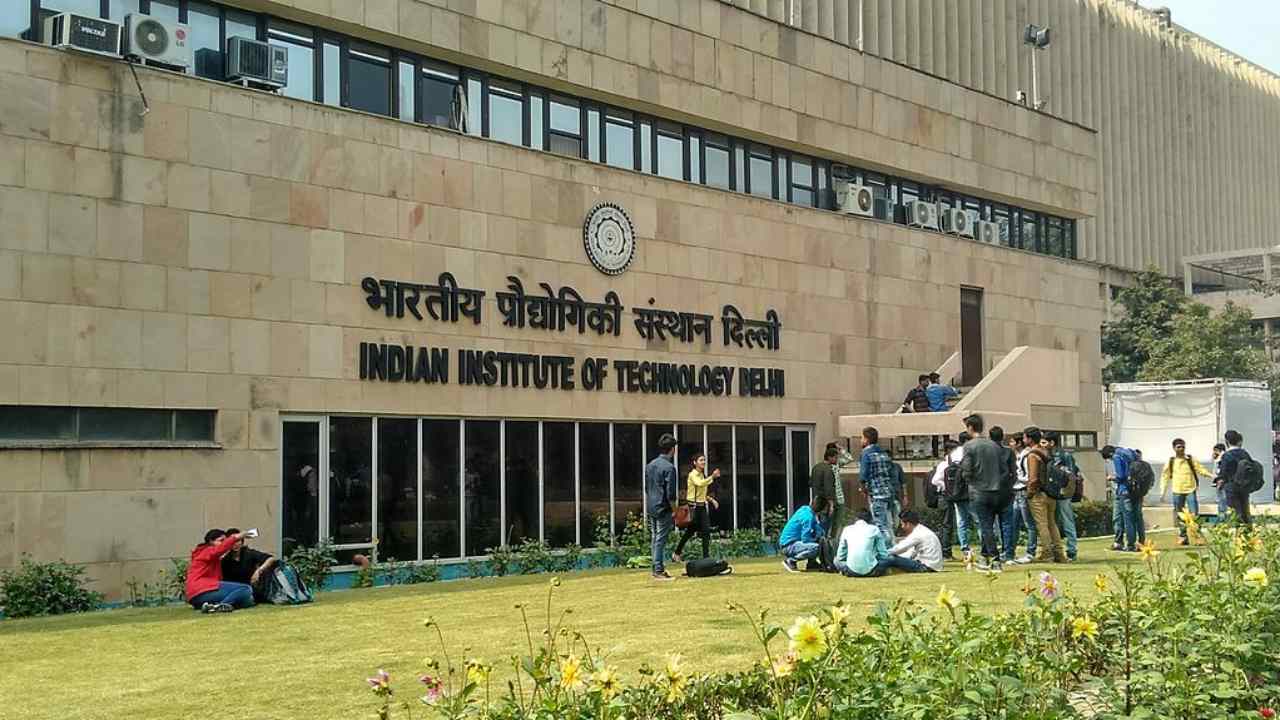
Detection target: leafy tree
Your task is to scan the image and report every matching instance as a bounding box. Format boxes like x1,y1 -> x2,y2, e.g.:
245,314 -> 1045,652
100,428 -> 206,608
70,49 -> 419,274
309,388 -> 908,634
1137,302 -> 1272,383
1101,267 -> 1188,385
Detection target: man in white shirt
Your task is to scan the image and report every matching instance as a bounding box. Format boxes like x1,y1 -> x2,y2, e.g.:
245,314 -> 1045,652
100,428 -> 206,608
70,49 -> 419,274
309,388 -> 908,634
1002,431 -> 1037,564
888,510 -> 943,572
930,435 -> 978,559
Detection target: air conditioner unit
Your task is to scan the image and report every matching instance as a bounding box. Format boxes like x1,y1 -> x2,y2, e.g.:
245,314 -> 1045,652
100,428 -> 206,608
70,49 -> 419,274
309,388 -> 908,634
905,200 -> 939,230
226,36 -> 288,89
941,208 -> 975,238
977,220 -> 1000,245
123,14 -> 191,70
43,13 -> 122,58
834,180 -> 875,218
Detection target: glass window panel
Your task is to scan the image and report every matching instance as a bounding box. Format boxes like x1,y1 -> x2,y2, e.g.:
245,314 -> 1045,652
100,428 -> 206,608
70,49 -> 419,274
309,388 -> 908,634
504,421 -> 539,546
612,423 -> 643,539
45,1 -> 102,18
656,127 -> 683,180
464,420 -> 500,556
605,116 -> 635,171
281,421 -> 321,556
107,0 -> 141,23
175,411 -> 215,441
376,418 -> 418,562
706,425 -> 733,534
1021,213 -> 1040,252
272,39 -> 314,102
548,133 -> 580,157
762,426 -> 787,524
817,164 -> 830,209
422,419 -> 461,558
689,135 -> 701,183
587,108 -> 601,162
749,149 -> 772,198
149,0 -> 179,23
487,80 -> 523,145
1046,218 -> 1065,257
225,10 -> 257,43
792,187 -> 814,206
640,120 -> 652,172
735,426 -> 762,533
321,43 -> 340,106
1,3 -> 29,38
189,2 -> 222,80
528,92 -> 544,150
645,423 -> 675,473
542,422 -> 576,547
1078,433 -> 1097,449
733,143 -> 745,191
0,406 -> 75,440
677,424 -> 703,500
329,417 -> 373,546
421,64 -> 458,128
993,207 -> 1013,247
789,430 -> 812,513
268,18 -> 311,43
579,423 -> 610,548
549,96 -> 580,134
397,60 -> 415,122
465,77 -> 482,135
347,44 -> 391,116
705,141 -> 729,189
80,408 -> 171,440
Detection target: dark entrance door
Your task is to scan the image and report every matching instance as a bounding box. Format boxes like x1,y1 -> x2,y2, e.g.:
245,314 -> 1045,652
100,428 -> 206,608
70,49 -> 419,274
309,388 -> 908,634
960,287 -> 984,386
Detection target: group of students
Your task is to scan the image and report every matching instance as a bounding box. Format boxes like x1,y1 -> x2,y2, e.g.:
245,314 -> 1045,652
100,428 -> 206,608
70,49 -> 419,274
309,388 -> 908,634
184,528 -> 285,613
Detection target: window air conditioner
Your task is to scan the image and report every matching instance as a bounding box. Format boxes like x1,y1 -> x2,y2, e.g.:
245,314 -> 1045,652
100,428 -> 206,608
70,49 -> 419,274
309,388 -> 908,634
941,208 -> 975,238
226,36 -> 288,89
977,220 -> 1000,245
123,14 -> 191,70
834,180 -> 875,217
43,13 -> 122,58
905,200 -> 939,230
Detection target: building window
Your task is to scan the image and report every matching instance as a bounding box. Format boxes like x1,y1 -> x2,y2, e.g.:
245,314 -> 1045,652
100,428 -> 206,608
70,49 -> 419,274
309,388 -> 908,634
188,2 -> 223,80
604,109 -> 636,171
527,90 -> 544,150
542,421 -> 576,546
748,145 -> 773,198
465,76 -> 481,136
586,107 -> 601,163
464,420 -> 501,555
0,406 -> 216,444
655,122 -> 684,180
1045,217 -> 1065,257
504,421 -> 539,545
579,423 -> 610,547
487,78 -> 523,146
106,0 -> 140,22
346,41 -> 391,116
268,20 -> 315,102
705,133 -> 730,189
328,416 -> 373,548
397,59 -> 415,123
377,418 -> 418,563
762,426 -> 787,520
1019,211 -> 1041,252
790,157 -> 815,207
44,0 -> 101,19
422,419 -> 461,558
421,61 -> 460,129
548,96 -> 582,158
320,41 -> 340,106
612,424 -> 643,538
639,119 -> 652,172
735,426 -> 761,533
2,4 -> 30,38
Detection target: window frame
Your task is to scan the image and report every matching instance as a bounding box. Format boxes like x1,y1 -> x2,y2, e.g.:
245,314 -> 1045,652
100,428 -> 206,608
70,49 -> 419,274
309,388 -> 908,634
0,405 -> 218,448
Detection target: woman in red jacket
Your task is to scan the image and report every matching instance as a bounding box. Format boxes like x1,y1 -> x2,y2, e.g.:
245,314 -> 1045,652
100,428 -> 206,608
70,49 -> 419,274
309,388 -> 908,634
185,529 -> 254,612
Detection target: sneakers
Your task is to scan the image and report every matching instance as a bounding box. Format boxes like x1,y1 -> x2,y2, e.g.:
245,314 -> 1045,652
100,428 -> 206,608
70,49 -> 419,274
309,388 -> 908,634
651,571 -> 674,582
201,602 -> 234,614
782,558 -> 800,573
1176,537 -> 1188,546
975,559 -> 1002,573
672,553 -> 684,563
1111,543 -> 1124,551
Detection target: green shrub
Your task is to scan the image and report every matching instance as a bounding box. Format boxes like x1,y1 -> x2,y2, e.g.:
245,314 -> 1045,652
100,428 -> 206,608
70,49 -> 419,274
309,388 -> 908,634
485,545 -> 517,577
1072,498 -> 1114,538
513,539 -> 555,575
382,556 -> 442,586
763,505 -> 788,539
0,557 -> 103,618
286,538 -> 337,592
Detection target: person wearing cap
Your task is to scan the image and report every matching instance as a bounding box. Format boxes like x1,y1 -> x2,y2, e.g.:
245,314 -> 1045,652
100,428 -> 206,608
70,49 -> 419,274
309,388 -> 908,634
644,433 -> 679,581
185,528 -> 254,613
221,527 -> 278,602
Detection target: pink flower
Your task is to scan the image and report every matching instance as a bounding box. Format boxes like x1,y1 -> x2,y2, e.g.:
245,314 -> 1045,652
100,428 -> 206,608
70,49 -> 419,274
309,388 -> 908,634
367,669 -> 391,695
419,674 -> 444,704
1259,708 -> 1276,719
1039,572 -> 1060,601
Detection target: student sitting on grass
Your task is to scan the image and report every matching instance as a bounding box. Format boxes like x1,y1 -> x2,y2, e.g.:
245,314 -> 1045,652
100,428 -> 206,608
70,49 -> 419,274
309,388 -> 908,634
221,527 -> 278,602
185,529 -> 255,613
834,510 -> 931,577
887,510 -> 943,572
779,498 -> 831,573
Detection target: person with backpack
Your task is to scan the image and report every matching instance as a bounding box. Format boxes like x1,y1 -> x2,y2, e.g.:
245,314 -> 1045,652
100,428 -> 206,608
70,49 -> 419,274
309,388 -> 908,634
810,446 -> 844,540
958,415 -> 1014,572
1216,430 -> 1260,527
1044,432 -> 1081,562
858,427 -> 900,546
901,374 -> 932,413
1024,427 -> 1068,563
1001,431 -> 1037,564
989,426 -> 1019,562
1211,443 -> 1228,521
1100,445 -> 1151,551
1159,438 -> 1213,544
929,436 -> 966,560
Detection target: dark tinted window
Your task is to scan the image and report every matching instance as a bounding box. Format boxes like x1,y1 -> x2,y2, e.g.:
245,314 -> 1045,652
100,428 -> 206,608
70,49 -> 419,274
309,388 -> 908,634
579,423 -> 610,547
329,417 -> 373,545
762,426 -> 787,523
707,425 -> 733,533
504,421 -> 539,545
422,62 -> 459,128
189,2 -> 223,80
347,43 -> 391,116
464,420 -> 501,555
542,422 -> 576,547
735,426 -> 762,533
0,407 -> 74,440
612,424 -> 644,538
421,419 -> 461,558
377,418 -> 418,562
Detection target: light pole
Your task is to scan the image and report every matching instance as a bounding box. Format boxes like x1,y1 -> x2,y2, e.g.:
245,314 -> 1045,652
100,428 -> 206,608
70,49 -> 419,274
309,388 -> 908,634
1023,24 -> 1051,110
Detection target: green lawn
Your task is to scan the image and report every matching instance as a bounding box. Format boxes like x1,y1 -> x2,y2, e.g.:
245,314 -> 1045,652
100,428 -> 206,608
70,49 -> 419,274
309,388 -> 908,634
1,534 -> 1183,720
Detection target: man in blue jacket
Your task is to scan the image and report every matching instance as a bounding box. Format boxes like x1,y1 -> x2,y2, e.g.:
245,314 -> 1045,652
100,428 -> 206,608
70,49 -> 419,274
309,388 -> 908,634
644,433 -> 679,581
925,372 -> 959,412
1100,445 -> 1143,551
779,498 -> 831,572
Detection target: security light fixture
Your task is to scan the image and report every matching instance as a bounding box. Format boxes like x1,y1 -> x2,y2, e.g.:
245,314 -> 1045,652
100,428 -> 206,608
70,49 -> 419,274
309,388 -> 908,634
1024,24 -> 1051,49
1019,24 -> 1052,110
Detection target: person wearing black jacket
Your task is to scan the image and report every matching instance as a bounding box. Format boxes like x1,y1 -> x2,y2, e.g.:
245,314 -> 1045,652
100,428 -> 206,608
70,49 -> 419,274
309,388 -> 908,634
1216,430 -> 1254,527
901,375 -> 931,413
810,446 -> 843,538
958,414 -> 1014,571
989,427 -> 1018,561
221,527 -> 278,602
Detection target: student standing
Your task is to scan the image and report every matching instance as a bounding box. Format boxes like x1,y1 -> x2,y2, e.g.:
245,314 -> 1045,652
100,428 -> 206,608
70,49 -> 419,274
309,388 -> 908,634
1211,443 -> 1228,520
1159,438 -> 1211,544
1003,431 -> 1037,564
858,427 -> 899,545
901,375 -> 932,413
673,453 -> 720,562
1216,430 -> 1255,527
1100,445 -> 1145,551
930,437 -> 964,560
810,446 -> 843,539
644,433 -> 679,581
1025,427 -> 1068,563
1044,432 -> 1080,561
925,372 -> 959,412
958,414 -> 1014,571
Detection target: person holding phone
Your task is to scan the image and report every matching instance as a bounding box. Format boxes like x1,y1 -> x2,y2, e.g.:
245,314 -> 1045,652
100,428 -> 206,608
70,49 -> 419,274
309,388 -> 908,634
221,527 -> 278,602
185,528 -> 255,613
673,453 -> 720,562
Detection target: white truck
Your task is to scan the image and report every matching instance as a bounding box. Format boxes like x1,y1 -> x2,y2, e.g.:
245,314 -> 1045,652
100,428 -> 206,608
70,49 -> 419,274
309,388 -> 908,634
1107,379 -> 1275,513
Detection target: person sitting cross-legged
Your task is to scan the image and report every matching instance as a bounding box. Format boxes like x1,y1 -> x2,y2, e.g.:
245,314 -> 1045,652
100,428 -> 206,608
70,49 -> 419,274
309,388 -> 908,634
834,510 -> 931,578
185,529 -> 255,613
887,510 -> 943,572
778,498 -> 831,573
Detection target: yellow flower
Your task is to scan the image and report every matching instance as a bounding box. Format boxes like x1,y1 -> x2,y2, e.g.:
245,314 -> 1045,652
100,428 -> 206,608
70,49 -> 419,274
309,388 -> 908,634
591,665 -> 621,700
1249,536 -> 1265,554
1137,539 -> 1160,561
1071,616 -> 1099,641
830,603 -> 851,625
550,576 -> 562,588
1094,574 -> 1109,594
465,659 -> 490,686
560,655 -> 586,692
1244,567 -> 1269,589
787,615 -> 829,662
663,655 -> 687,702
772,651 -> 797,678
936,586 -> 961,611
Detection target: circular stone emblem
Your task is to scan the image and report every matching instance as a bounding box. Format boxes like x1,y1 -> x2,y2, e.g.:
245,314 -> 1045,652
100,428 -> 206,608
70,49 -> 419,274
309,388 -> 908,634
583,203 -> 636,276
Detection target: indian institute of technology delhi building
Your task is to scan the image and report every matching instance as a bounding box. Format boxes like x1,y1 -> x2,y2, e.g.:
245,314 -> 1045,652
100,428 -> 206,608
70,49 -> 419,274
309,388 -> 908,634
0,0 -> 1278,597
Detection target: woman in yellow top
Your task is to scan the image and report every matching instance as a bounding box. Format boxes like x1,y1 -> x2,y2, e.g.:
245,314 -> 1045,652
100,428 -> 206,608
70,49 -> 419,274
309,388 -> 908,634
1160,438 -> 1212,545
672,453 -> 721,562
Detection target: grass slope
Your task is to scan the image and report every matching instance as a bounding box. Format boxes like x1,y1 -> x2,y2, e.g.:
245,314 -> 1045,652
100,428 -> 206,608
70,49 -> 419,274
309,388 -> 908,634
0,535 -> 1179,720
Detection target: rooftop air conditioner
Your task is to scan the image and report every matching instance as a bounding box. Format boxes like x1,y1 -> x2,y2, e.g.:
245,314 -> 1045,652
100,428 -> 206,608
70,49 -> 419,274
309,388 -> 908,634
977,220 -> 999,245
905,200 -> 939,230
226,36 -> 288,89
834,180 -> 875,218
123,14 -> 191,70
43,13 -> 122,58
941,207 -> 975,238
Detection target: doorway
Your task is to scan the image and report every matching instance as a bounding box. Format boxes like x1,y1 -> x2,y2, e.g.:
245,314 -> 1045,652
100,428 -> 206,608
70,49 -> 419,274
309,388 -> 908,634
960,287 -> 984,386
787,426 -> 813,513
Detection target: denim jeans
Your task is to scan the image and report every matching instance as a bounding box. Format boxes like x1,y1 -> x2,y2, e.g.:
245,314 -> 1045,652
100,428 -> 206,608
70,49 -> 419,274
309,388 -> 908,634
1119,491 -> 1145,549
954,499 -> 980,552
1112,492 -> 1126,545
1171,492 -> 1200,539
869,497 -> 899,546
190,581 -> 255,609
972,493 -> 1009,560
1055,499 -> 1078,559
1002,489 -> 1037,560
835,554 -> 930,578
649,513 -> 673,574
1215,485 -> 1229,521
782,541 -> 821,562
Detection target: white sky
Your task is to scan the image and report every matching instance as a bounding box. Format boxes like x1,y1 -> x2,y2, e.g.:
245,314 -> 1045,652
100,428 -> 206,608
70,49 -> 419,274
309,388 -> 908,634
1138,0 -> 1280,75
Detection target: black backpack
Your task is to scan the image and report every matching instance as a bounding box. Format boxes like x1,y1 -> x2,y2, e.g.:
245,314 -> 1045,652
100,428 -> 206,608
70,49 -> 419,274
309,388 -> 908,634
943,457 -> 968,502
684,558 -> 732,578
1129,460 -> 1156,498
924,479 -> 940,509
1235,454 -> 1266,494
1044,460 -> 1079,500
